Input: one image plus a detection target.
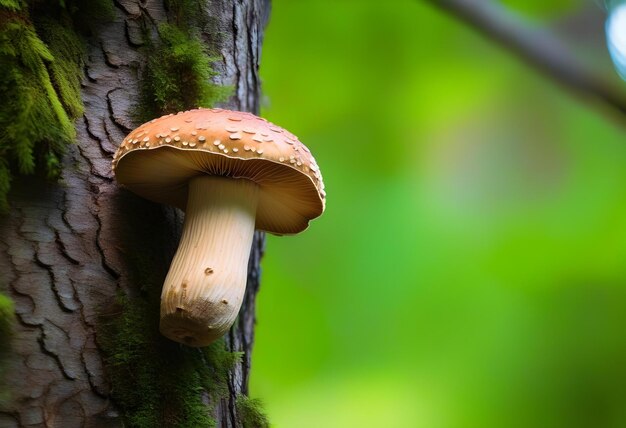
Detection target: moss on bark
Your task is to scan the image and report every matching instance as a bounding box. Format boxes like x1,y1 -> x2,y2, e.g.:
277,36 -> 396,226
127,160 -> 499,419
99,293 -> 241,427
138,0 -> 229,121
236,395 -> 270,428
0,292 -> 15,406
0,0 -> 111,211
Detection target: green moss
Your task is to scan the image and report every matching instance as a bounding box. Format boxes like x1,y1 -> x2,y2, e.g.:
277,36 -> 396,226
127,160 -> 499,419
99,244 -> 242,427
99,296 -> 242,427
0,0 -> 21,11
0,293 -> 14,350
0,1 -> 112,211
35,17 -> 85,118
0,292 -> 15,406
0,17 -> 72,200
139,23 -> 229,121
236,395 -> 270,428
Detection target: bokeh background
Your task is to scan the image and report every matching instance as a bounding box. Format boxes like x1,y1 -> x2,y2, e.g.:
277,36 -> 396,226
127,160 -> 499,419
249,1 -> 626,426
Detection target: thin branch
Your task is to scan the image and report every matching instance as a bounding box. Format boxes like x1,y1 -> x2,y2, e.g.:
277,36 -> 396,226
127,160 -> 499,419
425,0 -> 626,117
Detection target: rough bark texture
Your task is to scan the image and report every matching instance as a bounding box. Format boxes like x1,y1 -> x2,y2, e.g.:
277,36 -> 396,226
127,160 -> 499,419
0,0 -> 270,426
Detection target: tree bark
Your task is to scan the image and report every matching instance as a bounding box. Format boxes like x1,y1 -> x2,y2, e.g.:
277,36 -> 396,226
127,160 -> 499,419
0,0 -> 270,426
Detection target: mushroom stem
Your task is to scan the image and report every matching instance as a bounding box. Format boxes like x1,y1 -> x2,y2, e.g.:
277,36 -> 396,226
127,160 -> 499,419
160,175 -> 259,346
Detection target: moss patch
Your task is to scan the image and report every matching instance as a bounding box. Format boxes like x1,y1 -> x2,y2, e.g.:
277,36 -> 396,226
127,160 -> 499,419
99,289 -> 241,427
98,225 -> 243,428
138,0 -> 229,121
236,395 -> 270,428
0,0 -> 112,211
0,292 -> 15,406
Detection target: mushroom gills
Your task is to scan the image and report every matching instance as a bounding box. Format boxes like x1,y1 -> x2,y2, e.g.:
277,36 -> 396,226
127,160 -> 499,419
160,175 -> 259,346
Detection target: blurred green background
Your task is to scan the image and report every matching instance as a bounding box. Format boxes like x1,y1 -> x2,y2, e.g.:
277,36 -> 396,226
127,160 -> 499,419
250,1 -> 626,426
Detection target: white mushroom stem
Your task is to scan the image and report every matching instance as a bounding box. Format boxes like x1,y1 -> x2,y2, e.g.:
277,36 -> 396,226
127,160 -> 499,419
160,175 -> 259,346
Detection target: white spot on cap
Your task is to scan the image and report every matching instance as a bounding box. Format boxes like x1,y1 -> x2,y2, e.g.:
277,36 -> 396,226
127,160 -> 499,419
171,127 -> 179,132
218,144 -> 225,150
213,140 -> 221,146
165,137 -> 171,143
225,126 -> 239,133
230,133 -> 242,140
198,136 -> 206,142
232,148 -> 239,153
252,135 -> 263,143
243,128 -> 256,134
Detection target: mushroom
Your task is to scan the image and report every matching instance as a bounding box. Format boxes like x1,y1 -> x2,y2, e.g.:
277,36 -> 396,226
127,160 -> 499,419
112,108 -> 325,346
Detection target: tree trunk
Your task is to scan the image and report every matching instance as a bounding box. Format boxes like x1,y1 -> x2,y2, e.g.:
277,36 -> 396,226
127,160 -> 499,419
0,0 -> 270,426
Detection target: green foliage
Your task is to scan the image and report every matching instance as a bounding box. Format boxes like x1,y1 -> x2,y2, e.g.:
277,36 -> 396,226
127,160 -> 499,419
0,292 -> 15,406
139,23 -> 229,121
256,1 -> 626,426
236,396 -> 270,428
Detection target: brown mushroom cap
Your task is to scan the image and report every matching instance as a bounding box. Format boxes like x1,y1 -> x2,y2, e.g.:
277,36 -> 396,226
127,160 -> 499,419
112,108 -> 325,234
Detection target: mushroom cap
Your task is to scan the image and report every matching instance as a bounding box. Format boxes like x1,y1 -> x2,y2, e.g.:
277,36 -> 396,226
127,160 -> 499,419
112,108 -> 326,234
